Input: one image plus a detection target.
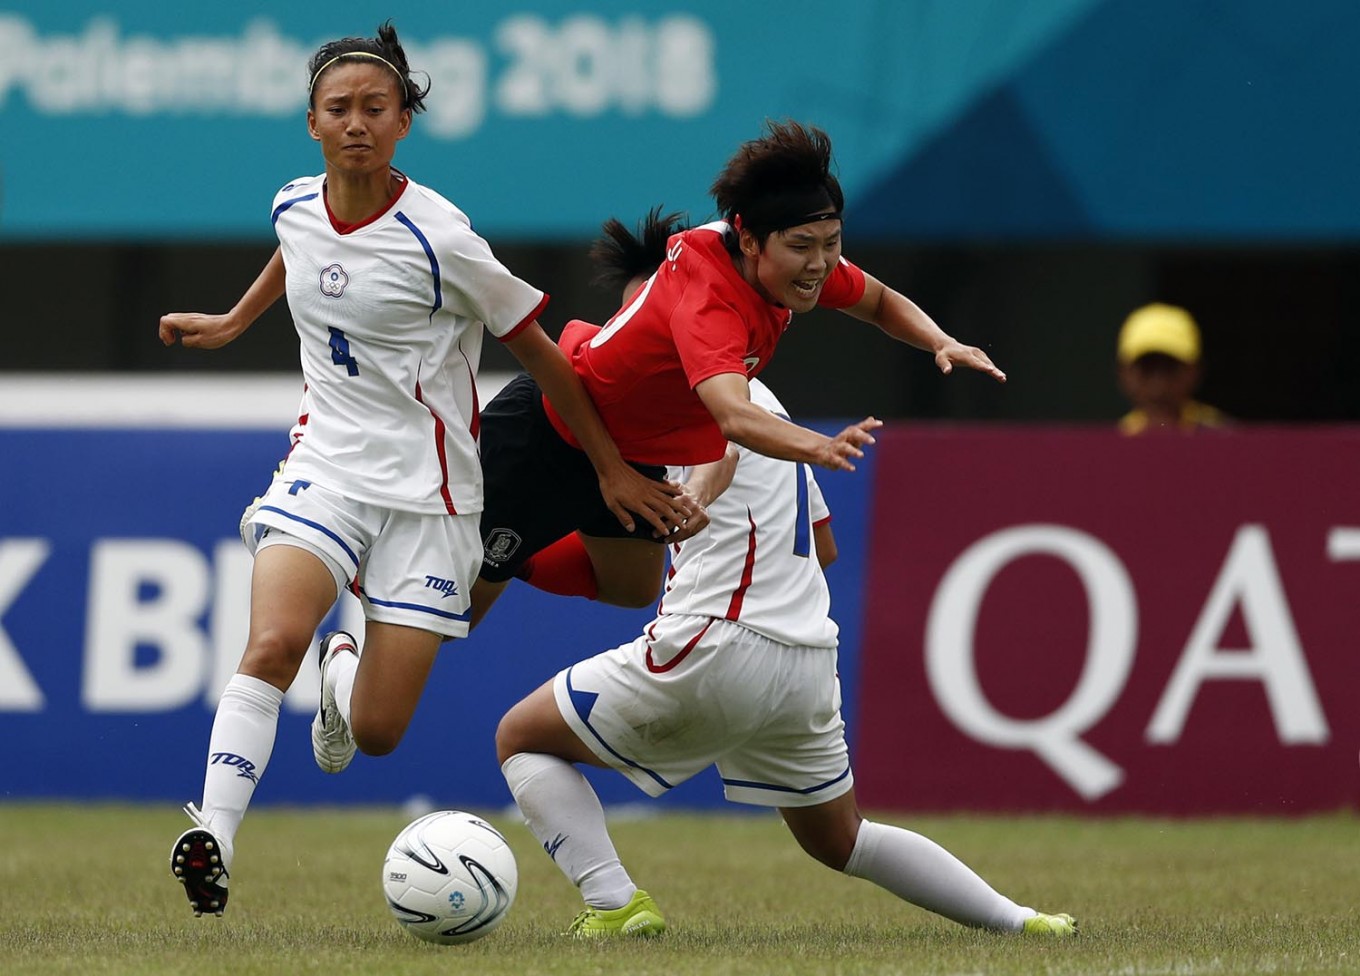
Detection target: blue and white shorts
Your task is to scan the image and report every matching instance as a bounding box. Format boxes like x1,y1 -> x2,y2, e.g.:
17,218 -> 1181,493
554,614 -> 853,808
245,477 -> 479,639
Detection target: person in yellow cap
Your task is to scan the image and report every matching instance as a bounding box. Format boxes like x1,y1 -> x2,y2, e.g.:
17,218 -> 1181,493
1116,303 -> 1227,434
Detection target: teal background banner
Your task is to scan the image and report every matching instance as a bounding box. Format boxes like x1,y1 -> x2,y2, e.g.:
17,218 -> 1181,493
2,0 -> 1355,241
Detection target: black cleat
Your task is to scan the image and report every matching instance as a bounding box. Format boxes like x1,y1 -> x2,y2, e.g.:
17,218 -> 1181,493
170,810 -> 230,917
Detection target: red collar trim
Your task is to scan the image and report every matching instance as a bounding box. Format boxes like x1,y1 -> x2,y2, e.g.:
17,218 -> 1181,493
324,170 -> 409,235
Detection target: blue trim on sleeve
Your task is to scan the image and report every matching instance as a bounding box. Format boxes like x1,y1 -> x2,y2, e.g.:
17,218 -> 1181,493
271,192 -> 318,226
395,211 -> 442,319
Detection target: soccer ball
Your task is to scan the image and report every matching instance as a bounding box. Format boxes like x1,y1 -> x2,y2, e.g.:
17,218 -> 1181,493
382,810 -> 518,945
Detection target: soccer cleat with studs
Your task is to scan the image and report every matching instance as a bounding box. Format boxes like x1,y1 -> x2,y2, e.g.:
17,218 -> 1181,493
1022,912 -> 1078,937
312,631 -> 359,773
170,804 -> 230,917
567,889 -> 666,939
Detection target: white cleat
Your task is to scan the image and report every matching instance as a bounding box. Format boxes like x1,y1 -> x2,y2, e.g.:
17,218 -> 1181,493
312,631 -> 358,773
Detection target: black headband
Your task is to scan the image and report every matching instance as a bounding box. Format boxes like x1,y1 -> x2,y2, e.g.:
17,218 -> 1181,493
738,185 -> 842,235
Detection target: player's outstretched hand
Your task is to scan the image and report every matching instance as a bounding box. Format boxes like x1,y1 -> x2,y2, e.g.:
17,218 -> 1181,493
159,312 -> 246,349
934,341 -> 1006,383
597,464 -> 700,538
814,417 -> 883,472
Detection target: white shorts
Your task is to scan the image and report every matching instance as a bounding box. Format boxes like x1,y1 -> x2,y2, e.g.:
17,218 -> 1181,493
554,615 -> 852,808
246,477 -> 480,639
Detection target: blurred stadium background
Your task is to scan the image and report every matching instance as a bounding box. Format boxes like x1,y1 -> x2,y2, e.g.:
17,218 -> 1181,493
2,1 -> 1357,818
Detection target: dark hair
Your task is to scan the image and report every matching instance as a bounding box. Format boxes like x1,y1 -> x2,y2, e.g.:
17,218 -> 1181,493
307,21 -> 430,114
590,206 -> 688,292
709,120 -> 844,246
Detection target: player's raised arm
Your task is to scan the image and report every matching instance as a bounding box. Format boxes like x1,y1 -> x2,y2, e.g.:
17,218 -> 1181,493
695,372 -> 881,472
842,272 -> 1006,382
159,247 -> 286,348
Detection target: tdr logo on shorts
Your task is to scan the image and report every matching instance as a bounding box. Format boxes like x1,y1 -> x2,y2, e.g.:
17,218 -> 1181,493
424,576 -> 459,599
319,263 -> 348,298
209,752 -> 259,783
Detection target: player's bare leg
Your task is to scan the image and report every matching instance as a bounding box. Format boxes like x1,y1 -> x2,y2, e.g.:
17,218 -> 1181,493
469,576 -> 509,631
345,621 -> 442,756
579,536 -> 666,608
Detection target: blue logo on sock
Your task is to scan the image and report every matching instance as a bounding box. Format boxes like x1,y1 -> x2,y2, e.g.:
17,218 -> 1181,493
544,833 -> 567,861
210,752 -> 259,784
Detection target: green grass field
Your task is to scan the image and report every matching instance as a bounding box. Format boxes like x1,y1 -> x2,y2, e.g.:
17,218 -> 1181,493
1,803 -> 1355,975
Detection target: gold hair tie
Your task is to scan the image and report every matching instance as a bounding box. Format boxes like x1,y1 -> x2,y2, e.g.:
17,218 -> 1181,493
309,51 -> 407,98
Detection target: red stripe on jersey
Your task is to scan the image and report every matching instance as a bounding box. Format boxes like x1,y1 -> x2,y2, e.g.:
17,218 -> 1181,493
725,509 -> 758,620
646,616 -> 714,674
498,293 -> 550,344
415,380 -> 458,514
459,347 -> 481,440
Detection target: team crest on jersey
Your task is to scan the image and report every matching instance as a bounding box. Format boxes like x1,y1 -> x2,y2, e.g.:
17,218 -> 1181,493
319,263 -> 349,298
484,528 -> 522,565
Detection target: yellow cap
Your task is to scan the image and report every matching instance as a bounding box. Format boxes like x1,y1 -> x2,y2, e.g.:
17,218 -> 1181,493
1117,303 -> 1200,364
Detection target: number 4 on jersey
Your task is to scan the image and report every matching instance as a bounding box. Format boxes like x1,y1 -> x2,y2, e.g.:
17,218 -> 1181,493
328,327 -> 360,376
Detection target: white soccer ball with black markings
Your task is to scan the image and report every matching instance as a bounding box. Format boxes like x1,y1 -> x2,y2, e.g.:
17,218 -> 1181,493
382,810 -> 518,945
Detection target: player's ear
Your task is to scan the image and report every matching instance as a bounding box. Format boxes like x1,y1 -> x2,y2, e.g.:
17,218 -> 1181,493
307,110 -> 321,142
396,108 -> 412,140
739,227 -> 760,258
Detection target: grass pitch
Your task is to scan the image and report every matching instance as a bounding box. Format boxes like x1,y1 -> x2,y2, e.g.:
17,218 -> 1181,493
1,803 -> 1355,975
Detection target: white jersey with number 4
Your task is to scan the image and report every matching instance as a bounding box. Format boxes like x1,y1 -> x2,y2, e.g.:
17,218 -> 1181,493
271,171 -> 546,515
660,380 -> 838,648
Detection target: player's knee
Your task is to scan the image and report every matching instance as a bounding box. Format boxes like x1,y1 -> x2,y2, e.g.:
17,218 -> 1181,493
238,632 -> 310,688
800,831 -> 856,871
494,712 -> 526,765
351,716 -> 405,757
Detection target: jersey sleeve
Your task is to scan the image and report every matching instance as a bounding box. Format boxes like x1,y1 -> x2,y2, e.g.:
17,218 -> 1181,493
438,222 -> 548,339
671,285 -> 752,389
817,257 -> 867,309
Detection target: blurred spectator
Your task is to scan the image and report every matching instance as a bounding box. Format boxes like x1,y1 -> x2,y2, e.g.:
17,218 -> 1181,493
1116,303 -> 1227,434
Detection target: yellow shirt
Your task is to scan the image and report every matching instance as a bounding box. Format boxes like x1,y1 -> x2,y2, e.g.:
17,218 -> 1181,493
1119,401 -> 1227,435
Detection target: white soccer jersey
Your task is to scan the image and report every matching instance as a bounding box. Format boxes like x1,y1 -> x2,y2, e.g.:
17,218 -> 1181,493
658,380 -> 838,647
271,171 -> 546,514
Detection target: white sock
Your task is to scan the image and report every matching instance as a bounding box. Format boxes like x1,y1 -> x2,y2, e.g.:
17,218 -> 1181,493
843,820 -> 1034,931
327,647 -> 358,728
501,752 -> 636,910
198,673 -> 285,868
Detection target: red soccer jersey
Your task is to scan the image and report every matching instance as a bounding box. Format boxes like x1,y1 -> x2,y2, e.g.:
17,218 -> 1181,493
543,221 -> 866,466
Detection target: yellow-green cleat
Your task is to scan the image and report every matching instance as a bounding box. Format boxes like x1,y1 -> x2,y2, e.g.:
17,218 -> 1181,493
1022,912 -> 1078,937
568,889 -> 666,939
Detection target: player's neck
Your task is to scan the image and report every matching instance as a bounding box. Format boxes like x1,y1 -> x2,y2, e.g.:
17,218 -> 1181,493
324,168 -> 401,225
